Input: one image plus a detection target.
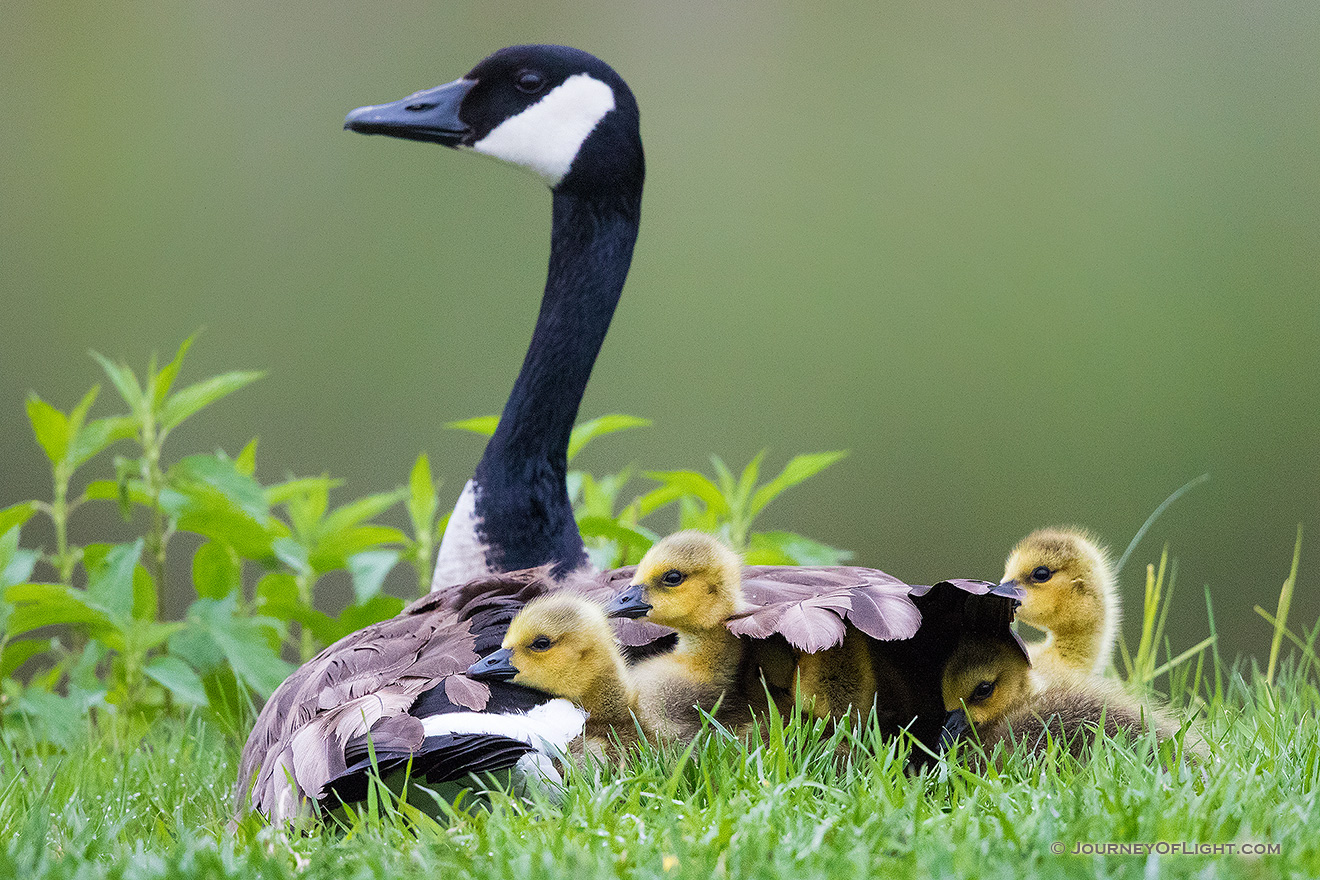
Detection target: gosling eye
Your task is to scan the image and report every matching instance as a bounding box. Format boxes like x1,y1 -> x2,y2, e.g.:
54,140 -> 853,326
1029,566 -> 1053,583
660,569 -> 685,587
515,69 -> 546,94
970,681 -> 996,703
529,636 -> 553,652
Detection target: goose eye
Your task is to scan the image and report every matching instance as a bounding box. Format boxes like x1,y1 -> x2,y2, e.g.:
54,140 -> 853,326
529,636 -> 552,651
660,569 -> 685,587
970,681 -> 996,703
516,70 -> 546,94
1029,566 -> 1052,583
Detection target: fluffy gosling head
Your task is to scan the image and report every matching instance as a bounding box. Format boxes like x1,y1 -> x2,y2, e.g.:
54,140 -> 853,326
605,531 -> 744,633
467,594 -> 624,707
940,634 -> 1034,743
1001,528 -> 1119,671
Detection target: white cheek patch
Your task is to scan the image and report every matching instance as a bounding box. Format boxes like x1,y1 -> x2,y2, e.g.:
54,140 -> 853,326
472,74 -> 616,186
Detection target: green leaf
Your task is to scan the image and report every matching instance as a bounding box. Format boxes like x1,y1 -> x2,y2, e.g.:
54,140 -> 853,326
26,395 -> 70,465
735,451 -> 766,514
192,542 -> 242,600
144,655 -> 209,706
235,438 -> 259,476
132,620 -> 183,653
3,550 -> 39,591
407,454 -> 439,538
192,596 -> 293,697
576,516 -> 656,554
170,454 -> 270,521
253,573 -> 342,645
153,334 -> 196,409
641,470 -> 731,518
0,637 -> 51,679
347,549 -> 400,604
0,502 -> 37,538
284,480 -> 331,540
710,454 -> 738,501
745,531 -> 854,566
69,415 -> 137,468
90,351 -> 146,418
273,537 -> 310,576
159,370 -> 264,432
446,415 -> 500,438
338,594 -> 405,633
3,583 -> 114,638
66,386 -> 100,436
85,540 -> 144,621
322,488 -> 406,537
311,526 -> 409,572
567,414 -> 651,462
1,526 -> 39,589
748,451 -> 849,520
265,476 -> 341,509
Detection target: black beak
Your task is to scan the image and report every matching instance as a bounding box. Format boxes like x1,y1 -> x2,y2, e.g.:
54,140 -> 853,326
994,578 -> 1024,599
466,647 -> 518,681
345,78 -> 476,147
603,583 -> 652,619
939,708 -> 970,754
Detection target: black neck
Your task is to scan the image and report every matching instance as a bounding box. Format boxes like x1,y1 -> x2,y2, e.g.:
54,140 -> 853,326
472,188 -> 641,574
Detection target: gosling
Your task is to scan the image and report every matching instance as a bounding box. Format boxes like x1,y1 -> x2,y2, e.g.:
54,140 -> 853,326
1001,528 -> 1120,683
467,593 -> 647,761
605,531 -> 749,740
940,632 -> 1195,764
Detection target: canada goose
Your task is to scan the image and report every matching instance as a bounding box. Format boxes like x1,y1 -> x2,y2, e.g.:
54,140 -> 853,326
466,594 -> 647,761
236,535 -> 931,819
999,528 -> 1120,682
345,44 -> 645,587
940,632 -> 1191,763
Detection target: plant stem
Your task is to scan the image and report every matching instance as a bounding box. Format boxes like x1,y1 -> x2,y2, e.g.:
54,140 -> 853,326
140,415 -> 169,596
51,461 -> 75,586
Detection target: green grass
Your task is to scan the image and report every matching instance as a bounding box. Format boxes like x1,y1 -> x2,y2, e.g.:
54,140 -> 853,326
2,658 -> 1318,880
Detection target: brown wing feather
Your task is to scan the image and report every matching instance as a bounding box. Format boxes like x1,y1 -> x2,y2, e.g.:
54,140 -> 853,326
235,569 -> 567,820
729,566 -> 922,651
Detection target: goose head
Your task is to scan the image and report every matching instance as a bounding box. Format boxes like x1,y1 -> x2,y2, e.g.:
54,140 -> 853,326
466,594 -> 628,709
998,528 -> 1119,670
605,531 -> 745,634
345,44 -> 643,197
939,634 -> 1034,749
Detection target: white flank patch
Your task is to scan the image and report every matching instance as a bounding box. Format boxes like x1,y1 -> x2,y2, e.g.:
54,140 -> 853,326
432,479 -> 494,591
419,699 -> 588,756
472,73 -> 616,186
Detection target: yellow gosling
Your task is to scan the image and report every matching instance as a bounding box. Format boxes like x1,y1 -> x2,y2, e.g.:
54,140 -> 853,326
474,594 -> 646,759
1001,528 -> 1120,683
609,531 -> 748,739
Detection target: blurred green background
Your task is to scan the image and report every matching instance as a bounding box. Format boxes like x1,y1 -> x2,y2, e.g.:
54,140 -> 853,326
3,1 -> 1317,663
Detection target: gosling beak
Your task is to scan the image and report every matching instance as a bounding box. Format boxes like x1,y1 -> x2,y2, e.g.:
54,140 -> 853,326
939,708 -> 970,753
604,583 -> 652,619
466,647 -> 518,681
345,78 -> 476,147
993,579 -> 1026,606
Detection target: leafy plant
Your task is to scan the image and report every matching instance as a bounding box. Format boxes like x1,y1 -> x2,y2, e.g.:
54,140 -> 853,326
4,340 -> 854,749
